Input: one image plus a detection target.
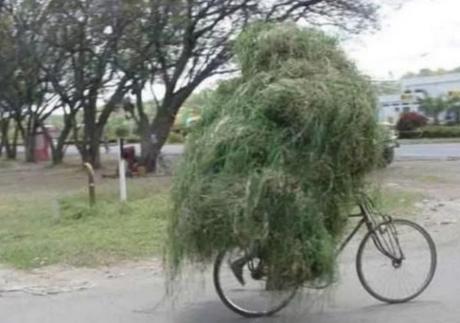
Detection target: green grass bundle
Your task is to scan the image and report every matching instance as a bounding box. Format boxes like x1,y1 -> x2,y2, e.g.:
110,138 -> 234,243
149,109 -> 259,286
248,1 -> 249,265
168,23 -> 380,284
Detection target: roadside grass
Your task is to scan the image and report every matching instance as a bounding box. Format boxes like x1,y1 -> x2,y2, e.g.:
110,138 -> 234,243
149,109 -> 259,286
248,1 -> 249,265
0,183 -> 422,269
398,137 -> 460,145
0,157 -> 426,270
0,159 -> 14,169
0,177 -> 171,269
376,188 -> 425,216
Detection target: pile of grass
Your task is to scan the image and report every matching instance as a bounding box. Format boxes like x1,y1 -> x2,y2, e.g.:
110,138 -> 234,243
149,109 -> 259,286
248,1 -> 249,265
168,23 -> 380,284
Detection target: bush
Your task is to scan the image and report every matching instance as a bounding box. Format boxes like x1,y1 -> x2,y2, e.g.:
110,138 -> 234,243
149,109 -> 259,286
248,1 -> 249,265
420,126 -> 460,138
396,112 -> 428,132
167,131 -> 185,144
398,129 -> 423,139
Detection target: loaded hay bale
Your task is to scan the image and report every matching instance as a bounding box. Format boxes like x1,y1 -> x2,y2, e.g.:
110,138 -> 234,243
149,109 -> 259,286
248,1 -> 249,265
167,23 -> 380,285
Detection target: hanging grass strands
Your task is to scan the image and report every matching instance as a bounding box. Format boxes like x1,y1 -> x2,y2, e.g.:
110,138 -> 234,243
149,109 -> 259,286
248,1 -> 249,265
167,23 -> 380,285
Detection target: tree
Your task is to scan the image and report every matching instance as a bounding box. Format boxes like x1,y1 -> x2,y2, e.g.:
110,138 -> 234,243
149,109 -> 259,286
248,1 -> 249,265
374,80 -> 401,95
124,0 -> 379,172
447,97 -> 460,124
36,0 -> 136,167
0,0 -> 57,162
0,15 -> 15,158
1,0 -> 379,169
418,96 -> 450,125
402,66 -> 460,79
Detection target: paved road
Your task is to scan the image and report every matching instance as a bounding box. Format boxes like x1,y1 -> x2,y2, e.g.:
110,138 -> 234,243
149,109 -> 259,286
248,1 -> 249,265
120,143 -> 460,160
101,142 -> 460,160
17,144 -> 185,157
395,143 -> 460,160
0,235 -> 456,323
18,142 -> 460,161
166,143 -> 460,161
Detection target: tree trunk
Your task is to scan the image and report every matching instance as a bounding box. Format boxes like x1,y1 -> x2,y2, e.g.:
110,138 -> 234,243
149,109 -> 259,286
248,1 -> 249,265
43,124 -> 63,165
78,140 -> 101,169
139,119 -> 156,172
49,135 -> 65,165
24,131 -> 36,162
5,127 -> 19,160
50,116 -> 74,165
0,117 -> 8,157
78,128 -> 102,168
80,100 -> 102,169
142,107 -> 177,173
88,131 -> 101,168
140,88 -> 195,173
140,132 -> 159,172
6,124 -> 19,160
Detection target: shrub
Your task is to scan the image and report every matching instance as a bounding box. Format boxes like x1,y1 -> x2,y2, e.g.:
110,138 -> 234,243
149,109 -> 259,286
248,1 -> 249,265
398,129 -> 423,139
396,112 -> 428,132
420,125 -> 460,138
167,131 -> 185,144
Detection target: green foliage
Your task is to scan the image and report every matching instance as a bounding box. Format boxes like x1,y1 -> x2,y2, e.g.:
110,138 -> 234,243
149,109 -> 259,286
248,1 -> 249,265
111,116 -> 130,138
167,131 -> 185,144
368,188 -> 424,216
398,129 -> 423,139
374,80 -> 401,95
235,23 -> 354,80
402,66 -> 460,79
418,96 -> 450,124
173,90 -> 211,131
0,182 -> 170,269
419,125 -> 460,138
168,24 -> 380,285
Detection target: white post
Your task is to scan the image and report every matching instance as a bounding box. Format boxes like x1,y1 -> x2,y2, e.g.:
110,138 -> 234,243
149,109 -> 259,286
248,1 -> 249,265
118,138 -> 127,202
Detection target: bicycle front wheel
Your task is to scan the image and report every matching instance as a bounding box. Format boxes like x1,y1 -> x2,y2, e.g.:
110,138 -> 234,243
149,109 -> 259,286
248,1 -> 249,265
213,247 -> 297,318
356,219 -> 437,303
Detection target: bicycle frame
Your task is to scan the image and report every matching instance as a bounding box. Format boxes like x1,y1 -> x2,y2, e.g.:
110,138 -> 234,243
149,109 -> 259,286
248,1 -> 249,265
336,203 -> 403,262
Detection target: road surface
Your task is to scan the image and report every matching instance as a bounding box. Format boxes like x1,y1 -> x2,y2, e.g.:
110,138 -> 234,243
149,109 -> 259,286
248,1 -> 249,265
17,142 -> 460,160
16,144 -> 185,157
395,143 -> 460,160
0,226 -> 457,323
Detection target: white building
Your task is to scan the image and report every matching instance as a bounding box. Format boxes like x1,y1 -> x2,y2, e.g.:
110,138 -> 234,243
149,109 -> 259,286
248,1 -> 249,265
378,94 -> 417,125
378,73 -> 460,124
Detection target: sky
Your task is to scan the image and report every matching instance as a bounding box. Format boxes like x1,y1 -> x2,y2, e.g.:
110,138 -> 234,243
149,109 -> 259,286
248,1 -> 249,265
343,0 -> 460,80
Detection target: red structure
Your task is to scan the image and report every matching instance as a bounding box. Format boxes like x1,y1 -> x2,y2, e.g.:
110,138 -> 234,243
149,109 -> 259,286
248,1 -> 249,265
34,132 -> 51,162
122,146 -> 140,175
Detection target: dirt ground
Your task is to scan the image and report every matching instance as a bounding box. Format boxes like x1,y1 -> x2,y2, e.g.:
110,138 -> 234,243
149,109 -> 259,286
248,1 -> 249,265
0,156 -> 171,198
0,156 -> 116,198
0,159 -> 459,296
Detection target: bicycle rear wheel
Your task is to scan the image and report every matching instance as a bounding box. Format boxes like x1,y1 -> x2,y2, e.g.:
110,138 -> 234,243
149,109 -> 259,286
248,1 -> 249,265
356,219 -> 437,303
213,247 -> 297,317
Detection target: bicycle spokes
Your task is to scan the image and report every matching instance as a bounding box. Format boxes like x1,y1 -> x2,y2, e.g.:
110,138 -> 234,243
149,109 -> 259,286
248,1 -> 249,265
357,219 -> 437,303
371,221 -> 405,262
215,247 -> 297,317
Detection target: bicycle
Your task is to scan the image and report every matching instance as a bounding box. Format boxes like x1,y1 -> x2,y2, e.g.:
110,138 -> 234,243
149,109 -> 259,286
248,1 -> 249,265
213,194 -> 437,317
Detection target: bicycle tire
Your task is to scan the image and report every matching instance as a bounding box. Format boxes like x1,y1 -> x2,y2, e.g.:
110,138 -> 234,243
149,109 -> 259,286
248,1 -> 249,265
213,248 -> 297,318
356,218 -> 437,303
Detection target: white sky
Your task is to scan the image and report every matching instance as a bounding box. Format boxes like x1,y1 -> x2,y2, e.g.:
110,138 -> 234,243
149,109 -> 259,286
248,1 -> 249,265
343,0 -> 460,80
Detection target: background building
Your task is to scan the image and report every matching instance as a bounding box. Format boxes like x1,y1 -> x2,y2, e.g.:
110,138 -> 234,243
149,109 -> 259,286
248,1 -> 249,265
378,73 -> 460,124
